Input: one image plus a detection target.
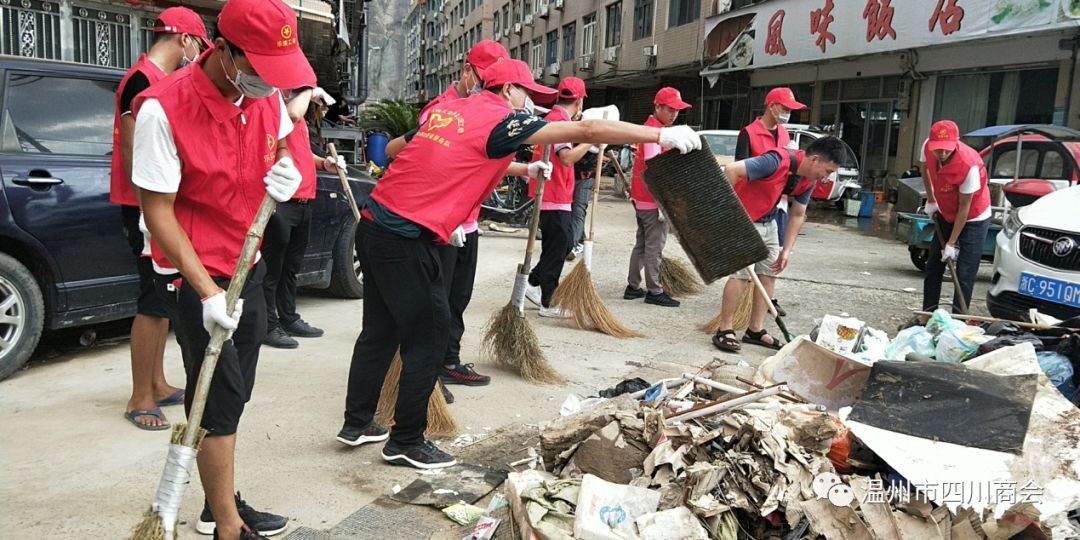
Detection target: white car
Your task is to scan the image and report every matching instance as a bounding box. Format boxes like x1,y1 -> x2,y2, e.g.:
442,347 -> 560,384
698,129 -> 739,166
988,185 -> 1080,321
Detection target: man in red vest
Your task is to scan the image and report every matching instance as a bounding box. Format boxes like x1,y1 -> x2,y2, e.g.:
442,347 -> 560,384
524,77 -> 595,318
624,87 -> 692,308
111,7 -> 208,431
132,0 -> 313,536
920,120 -> 992,312
261,86 -> 345,350
710,138 -> 844,352
338,59 -> 700,470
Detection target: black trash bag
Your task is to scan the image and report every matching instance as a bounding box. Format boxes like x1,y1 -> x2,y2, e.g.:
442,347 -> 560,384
1057,334 -> 1080,387
597,378 -> 651,398
977,333 -> 1045,356
984,322 -> 1022,336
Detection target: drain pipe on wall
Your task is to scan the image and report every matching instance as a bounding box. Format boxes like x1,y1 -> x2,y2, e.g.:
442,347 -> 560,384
343,2 -> 369,106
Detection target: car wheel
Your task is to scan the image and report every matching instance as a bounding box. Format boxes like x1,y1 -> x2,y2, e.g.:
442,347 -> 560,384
0,253 -> 44,381
909,246 -> 928,272
327,220 -> 364,299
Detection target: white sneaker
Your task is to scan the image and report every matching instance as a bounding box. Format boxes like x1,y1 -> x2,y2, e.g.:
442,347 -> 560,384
525,285 -> 542,307
539,306 -> 570,319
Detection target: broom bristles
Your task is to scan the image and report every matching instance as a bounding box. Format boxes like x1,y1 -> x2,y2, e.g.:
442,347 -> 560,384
698,278 -> 753,333
659,257 -> 704,298
481,303 -> 566,384
375,351 -> 459,437
130,508 -> 168,540
551,263 -> 642,339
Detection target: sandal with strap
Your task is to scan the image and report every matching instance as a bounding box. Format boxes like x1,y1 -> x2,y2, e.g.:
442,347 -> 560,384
711,329 -> 741,352
742,328 -> 785,350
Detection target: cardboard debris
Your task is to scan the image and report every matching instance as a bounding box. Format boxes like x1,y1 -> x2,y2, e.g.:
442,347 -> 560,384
573,421 -> 649,484
635,507 -> 710,540
757,337 -> 872,411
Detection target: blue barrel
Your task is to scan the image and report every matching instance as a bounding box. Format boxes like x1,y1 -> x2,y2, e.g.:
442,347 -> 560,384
859,191 -> 875,218
367,132 -> 389,169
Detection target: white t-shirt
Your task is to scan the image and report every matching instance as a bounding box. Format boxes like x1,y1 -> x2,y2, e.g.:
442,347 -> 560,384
919,139 -> 990,221
132,93 -> 292,273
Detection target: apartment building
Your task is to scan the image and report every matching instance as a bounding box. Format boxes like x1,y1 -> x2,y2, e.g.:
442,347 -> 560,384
407,0 -> 712,124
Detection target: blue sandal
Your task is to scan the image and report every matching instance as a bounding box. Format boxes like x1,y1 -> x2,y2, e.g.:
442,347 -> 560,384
155,389 -> 185,407
125,408 -> 170,431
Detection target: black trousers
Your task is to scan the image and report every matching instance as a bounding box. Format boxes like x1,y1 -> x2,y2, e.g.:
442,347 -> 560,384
261,201 -> 312,330
175,263 -> 267,436
437,231 -> 479,367
528,210 -> 572,308
923,215 -> 990,312
344,220 -> 450,447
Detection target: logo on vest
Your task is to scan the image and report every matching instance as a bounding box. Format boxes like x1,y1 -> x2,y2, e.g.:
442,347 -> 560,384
265,133 -> 276,164
418,110 -> 464,148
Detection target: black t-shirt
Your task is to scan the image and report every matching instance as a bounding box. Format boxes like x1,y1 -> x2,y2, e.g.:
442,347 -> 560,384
401,112 -> 547,159
118,71 -> 151,117
734,126 -> 779,161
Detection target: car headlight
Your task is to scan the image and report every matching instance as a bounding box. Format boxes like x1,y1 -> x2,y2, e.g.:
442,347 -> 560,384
1002,209 -> 1023,239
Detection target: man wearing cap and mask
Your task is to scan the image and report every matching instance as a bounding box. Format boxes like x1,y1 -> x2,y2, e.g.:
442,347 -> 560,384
919,120 -> 991,313
523,77 -> 595,318
113,7 -> 209,432
337,58 -> 700,470
132,0 -> 314,536
624,87 -> 692,309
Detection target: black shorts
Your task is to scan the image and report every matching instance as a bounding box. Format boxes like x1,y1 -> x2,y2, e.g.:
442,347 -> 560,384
120,205 -> 170,319
176,262 -> 268,436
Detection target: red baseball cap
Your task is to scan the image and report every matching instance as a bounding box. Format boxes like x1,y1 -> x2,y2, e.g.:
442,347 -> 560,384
155,7 -> 211,48
483,59 -> 556,96
466,40 -> 510,79
557,77 -> 587,99
765,87 -> 806,110
654,87 -> 691,110
927,120 -> 960,152
217,0 -> 316,90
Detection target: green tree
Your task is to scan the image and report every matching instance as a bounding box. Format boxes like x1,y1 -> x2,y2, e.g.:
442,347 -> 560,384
360,99 -> 419,138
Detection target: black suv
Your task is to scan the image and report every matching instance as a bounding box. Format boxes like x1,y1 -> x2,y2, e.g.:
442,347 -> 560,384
0,57 -> 373,380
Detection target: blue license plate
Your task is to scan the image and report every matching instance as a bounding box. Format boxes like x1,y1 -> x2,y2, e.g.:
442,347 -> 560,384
1018,273 -> 1080,309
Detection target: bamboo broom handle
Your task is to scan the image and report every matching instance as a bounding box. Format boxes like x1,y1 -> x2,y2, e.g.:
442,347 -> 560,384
586,111 -> 609,243
519,145 -> 551,273
327,143 -> 361,222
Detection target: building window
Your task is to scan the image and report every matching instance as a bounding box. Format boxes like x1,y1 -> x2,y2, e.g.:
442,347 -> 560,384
531,38 -> 543,72
562,22 -> 576,61
494,10 -> 501,35
633,0 -> 653,40
504,5 -> 511,30
605,2 -> 622,48
547,30 -> 558,65
668,0 -> 699,28
582,12 -> 597,55
513,1 -> 521,23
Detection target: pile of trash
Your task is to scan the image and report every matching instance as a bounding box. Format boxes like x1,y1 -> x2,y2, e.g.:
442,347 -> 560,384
499,311 -> 1080,540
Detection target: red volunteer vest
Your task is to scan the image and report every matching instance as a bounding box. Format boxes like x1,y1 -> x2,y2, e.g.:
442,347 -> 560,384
110,54 -> 167,206
735,150 -> 804,222
132,64 -> 282,278
370,91 -> 516,243
418,84 -> 460,126
285,117 -> 316,200
924,141 -> 991,223
744,118 -> 789,158
528,106 -> 574,206
630,116 -> 666,205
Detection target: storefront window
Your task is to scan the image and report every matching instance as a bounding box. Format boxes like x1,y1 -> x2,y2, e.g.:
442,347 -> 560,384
934,68 -> 1058,136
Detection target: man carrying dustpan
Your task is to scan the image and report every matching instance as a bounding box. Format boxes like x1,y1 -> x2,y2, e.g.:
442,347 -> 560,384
338,58 -> 701,469
133,0 -> 314,536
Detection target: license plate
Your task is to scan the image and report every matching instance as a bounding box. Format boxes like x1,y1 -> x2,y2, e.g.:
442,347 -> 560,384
1018,272 -> 1080,309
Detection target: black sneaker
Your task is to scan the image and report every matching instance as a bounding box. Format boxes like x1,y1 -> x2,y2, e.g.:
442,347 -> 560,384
336,422 -> 390,447
198,492 -> 288,536
771,299 -> 787,317
212,524 -> 270,540
262,327 -> 298,349
645,292 -> 680,307
440,383 -> 455,404
282,318 -> 324,338
623,285 -> 646,300
382,439 -> 457,469
441,363 -> 491,386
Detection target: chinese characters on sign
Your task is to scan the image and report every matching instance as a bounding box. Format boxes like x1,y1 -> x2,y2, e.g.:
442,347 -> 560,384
863,0 -> 896,42
809,0 -> 836,53
929,0 -> 965,36
766,10 -> 788,56
858,479 -> 1046,507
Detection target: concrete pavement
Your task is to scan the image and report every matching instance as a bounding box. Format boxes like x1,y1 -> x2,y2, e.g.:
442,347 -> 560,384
0,195 -> 990,538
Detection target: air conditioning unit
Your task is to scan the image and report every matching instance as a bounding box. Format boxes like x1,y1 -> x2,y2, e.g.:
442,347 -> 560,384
459,18 -> 464,27
555,0 -> 564,9
503,28 -> 510,38
548,62 -> 560,76
538,4 -> 549,18
456,53 -> 464,62
643,44 -> 658,57
524,14 -> 533,25
579,55 -> 594,71
604,46 -> 619,64
514,22 -> 522,34
531,67 -> 543,80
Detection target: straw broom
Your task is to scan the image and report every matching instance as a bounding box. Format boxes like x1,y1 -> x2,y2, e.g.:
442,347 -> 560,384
374,351 -> 458,438
481,146 -> 566,384
550,134 -> 641,338
659,256 -> 703,297
698,270 -> 754,334
130,194 -> 277,540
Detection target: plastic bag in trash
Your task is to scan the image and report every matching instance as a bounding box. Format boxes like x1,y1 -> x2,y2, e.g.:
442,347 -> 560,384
815,315 -> 865,355
977,333 -> 1044,356
925,309 -> 964,336
885,326 -> 935,361
936,325 -> 990,363
1037,351 -> 1078,402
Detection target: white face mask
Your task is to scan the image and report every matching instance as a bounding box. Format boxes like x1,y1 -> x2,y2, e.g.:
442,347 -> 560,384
509,86 -> 535,115
179,37 -> 198,68
777,111 -> 791,124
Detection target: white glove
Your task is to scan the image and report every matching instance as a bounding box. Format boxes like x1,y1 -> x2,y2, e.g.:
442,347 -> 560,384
658,125 -> 702,154
201,291 -> 242,339
325,155 -> 347,172
311,87 -> 336,106
527,160 -> 553,180
449,226 -> 467,248
923,201 -> 939,217
942,244 -> 959,262
138,213 -> 152,257
264,157 -> 302,202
